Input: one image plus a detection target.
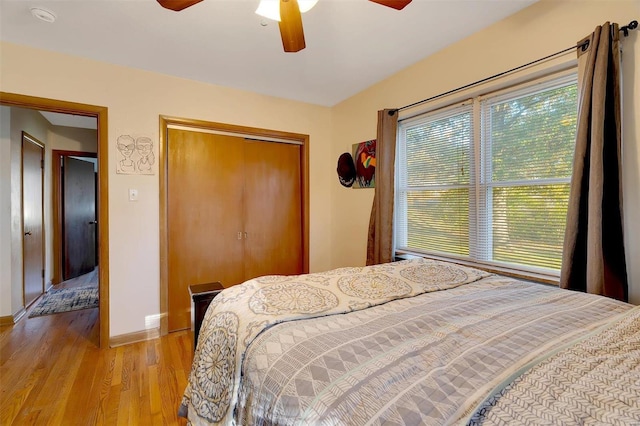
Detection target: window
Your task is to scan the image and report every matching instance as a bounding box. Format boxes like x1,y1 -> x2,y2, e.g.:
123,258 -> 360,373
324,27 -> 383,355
395,73 -> 578,277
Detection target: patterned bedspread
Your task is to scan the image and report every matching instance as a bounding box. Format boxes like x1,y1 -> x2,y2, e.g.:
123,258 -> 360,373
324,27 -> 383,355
467,305 -> 640,425
180,259 -> 634,425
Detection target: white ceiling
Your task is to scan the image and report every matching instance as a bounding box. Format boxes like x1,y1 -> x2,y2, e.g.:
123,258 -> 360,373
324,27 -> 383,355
39,111 -> 98,129
0,0 -> 537,107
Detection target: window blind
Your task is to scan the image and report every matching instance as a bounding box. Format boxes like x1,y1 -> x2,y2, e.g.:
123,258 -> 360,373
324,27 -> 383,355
396,103 -> 473,258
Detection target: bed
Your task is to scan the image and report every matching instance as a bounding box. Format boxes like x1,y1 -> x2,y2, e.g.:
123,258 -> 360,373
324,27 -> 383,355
180,258 -> 640,425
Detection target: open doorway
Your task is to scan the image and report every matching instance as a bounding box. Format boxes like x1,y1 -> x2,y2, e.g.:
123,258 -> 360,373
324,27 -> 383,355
52,151 -> 98,284
0,92 -> 109,348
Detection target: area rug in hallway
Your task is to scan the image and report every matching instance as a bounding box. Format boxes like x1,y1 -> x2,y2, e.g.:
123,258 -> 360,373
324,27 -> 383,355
28,285 -> 99,318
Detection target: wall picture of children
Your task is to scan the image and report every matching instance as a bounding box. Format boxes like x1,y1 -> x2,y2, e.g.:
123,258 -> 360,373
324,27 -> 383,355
116,135 -> 136,174
115,134 -> 155,175
135,137 -> 154,174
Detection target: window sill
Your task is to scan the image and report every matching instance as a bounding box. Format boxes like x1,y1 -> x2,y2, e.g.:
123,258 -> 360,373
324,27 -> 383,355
394,250 -> 560,286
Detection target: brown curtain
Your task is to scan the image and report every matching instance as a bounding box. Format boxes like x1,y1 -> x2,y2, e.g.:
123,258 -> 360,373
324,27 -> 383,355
560,22 -> 628,301
366,109 -> 398,265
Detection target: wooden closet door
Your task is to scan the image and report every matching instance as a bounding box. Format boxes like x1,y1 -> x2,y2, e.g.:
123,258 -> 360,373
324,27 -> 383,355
243,140 -> 303,280
167,129 -> 245,332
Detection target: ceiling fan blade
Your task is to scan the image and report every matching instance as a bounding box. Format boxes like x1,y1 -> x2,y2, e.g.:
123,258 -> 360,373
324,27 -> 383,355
156,0 -> 204,12
369,0 -> 412,10
279,0 -> 306,52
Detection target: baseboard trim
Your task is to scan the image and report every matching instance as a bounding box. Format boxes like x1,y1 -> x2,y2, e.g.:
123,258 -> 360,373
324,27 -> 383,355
13,308 -> 26,323
0,308 -> 26,326
109,327 -> 160,348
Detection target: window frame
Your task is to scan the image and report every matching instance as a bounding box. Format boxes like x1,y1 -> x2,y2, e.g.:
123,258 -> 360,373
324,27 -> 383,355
395,69 -> 578,283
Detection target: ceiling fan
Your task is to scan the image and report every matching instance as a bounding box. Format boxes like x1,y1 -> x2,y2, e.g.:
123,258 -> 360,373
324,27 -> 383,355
156,0 -> 412,53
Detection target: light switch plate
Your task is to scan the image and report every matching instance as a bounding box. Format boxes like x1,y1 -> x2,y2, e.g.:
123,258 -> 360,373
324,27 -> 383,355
129,188 -> 138,201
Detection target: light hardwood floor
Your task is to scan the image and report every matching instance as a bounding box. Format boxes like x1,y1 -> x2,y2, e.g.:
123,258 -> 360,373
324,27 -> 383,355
1,271 -> 191,425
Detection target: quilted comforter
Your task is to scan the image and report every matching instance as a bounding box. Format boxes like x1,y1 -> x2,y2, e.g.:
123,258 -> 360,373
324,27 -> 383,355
180,259 -> 637,425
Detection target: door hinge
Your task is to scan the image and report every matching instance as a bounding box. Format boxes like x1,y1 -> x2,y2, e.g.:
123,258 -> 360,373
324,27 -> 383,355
42,269 -> 45,278
41,159 -> 44,169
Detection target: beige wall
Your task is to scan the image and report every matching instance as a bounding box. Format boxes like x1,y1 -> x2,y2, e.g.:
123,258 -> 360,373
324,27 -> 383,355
49,126 -> 98,153
331,0 -> 640,303
0,42 -> 334,336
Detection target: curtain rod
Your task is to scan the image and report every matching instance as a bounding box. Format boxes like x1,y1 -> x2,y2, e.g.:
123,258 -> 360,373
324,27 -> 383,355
393,20 -> 638,115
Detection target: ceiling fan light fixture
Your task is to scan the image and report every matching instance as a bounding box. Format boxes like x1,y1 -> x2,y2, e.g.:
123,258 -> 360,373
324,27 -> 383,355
256,0 -> 281,22
298,0 -> 319,13
256,0 -> 318,22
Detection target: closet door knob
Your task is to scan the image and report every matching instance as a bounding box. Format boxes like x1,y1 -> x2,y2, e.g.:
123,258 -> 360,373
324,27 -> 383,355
24,231 -> 32,236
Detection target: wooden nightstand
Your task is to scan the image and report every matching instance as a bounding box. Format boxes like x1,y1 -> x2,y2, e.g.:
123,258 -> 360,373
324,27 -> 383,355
189,282 -> 224,351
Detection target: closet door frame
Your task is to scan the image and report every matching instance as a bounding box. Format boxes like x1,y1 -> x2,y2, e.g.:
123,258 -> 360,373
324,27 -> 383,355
158,115 -> 310,337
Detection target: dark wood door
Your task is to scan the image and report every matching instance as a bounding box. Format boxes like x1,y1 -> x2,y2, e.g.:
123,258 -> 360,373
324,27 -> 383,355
167,129 -> 245,332
63,157 -> 96,280
243,141 -> 303,280
22,134 -> 44,307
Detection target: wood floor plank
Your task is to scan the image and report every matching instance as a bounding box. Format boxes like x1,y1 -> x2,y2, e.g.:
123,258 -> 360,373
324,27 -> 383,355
136,341 -> 153,423
0,367 -> 45,425
158,334 -> 187,423
148,364 -> 162,420
116,388 -> 131,426
61,345 -> 103,424
111,346 -> 124,387
30,324 -> 84,411
0,270 -> 192,425
35,344 -> 87,424
103,383 -> 122,425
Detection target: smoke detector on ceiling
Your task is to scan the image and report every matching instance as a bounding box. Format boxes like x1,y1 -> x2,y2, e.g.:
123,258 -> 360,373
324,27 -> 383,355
30,7 -> 57,23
